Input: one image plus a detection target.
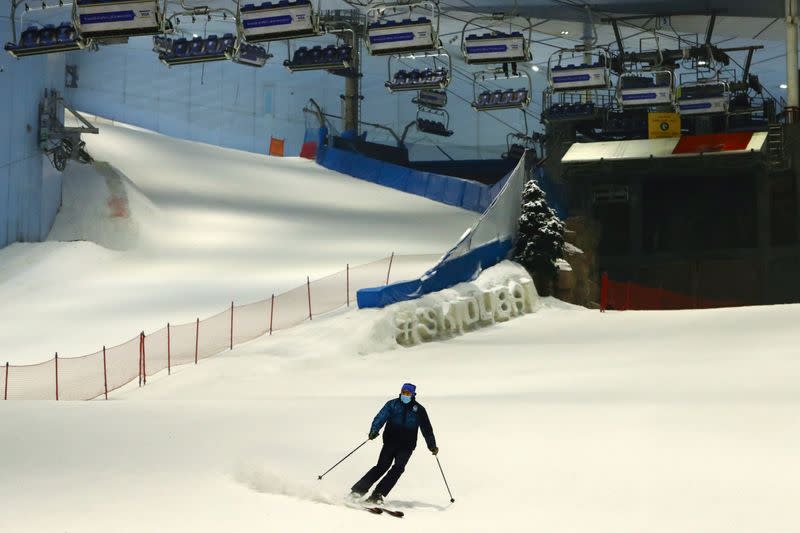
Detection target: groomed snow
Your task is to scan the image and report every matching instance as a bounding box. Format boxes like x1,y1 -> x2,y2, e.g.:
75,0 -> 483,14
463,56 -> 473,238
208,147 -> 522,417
0,122 -> 798,533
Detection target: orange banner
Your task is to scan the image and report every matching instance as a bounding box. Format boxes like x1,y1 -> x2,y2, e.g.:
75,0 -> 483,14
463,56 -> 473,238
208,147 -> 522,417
671,132 -> 753,154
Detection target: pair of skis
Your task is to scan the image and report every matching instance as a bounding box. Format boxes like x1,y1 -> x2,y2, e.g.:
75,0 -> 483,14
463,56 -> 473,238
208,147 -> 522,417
361,506 -> 404,518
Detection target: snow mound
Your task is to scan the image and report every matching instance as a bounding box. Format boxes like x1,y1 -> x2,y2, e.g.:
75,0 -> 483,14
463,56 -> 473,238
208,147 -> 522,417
48,161 -> 158,250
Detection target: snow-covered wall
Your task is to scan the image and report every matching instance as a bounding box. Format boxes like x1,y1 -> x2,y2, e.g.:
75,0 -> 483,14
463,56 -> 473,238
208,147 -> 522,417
62,34 -> 539,159
0,19 -> 65,248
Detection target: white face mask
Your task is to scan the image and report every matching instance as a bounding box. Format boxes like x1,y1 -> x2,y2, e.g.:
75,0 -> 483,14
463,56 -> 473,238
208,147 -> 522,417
400,394 -> 412,404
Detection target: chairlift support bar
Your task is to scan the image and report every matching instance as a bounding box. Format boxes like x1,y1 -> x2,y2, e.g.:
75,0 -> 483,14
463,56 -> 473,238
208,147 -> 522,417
75,0 -> 165,39
238,0 -> 322,43
460,14 -> 532,65
365,1 -> 439,56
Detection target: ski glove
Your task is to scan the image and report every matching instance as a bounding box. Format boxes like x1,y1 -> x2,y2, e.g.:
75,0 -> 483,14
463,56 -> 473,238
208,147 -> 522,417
369,431 -> 379,440
429,446 -> 439,455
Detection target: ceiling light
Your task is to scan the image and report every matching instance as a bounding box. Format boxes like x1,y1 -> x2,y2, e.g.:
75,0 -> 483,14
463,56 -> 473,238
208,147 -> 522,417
781,83 -> 789,89
192,33 -> 198,38
531,65 -> 540,72
697,60 -> 707,66
560,30 -> 569,35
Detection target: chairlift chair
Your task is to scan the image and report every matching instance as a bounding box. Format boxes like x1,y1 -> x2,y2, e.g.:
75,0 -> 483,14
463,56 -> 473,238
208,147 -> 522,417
412,88 -> 447,109
677,80 -> 729,116
366,1 -> 439,56
416,107 -> 453,137
471,70 -> 531,111
385,49 -> 450,92
460,15 -> 531,65
283,42 -> 353,72
502,132 -> 535,160
239,0 -> 322,43
547,47 -> 610,92
616,70 -> 675,109
227,41 -> 273,67
75,0 -> 164,39
5,22 -> 86,57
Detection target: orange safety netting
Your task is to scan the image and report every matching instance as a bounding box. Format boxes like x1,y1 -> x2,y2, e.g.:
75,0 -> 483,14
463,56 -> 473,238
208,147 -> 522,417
3,254 -> 439,401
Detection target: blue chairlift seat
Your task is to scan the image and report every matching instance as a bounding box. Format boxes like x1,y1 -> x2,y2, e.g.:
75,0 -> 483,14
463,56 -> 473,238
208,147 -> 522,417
5,22 -> 84,57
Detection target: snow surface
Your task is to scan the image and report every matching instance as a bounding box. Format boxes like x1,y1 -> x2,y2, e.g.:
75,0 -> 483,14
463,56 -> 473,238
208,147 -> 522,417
1,122 -> 799,533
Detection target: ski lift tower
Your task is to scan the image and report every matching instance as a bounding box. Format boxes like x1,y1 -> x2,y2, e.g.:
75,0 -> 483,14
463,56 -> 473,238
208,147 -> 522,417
323,9 -> 367,135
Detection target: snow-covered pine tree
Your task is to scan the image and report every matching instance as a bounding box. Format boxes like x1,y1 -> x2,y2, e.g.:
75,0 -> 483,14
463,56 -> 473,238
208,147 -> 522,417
514,179 -> 565,296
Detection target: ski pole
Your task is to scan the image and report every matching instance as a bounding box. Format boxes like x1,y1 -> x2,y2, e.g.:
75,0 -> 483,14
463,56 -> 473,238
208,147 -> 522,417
317,439 -> 370,480
435,455 -> 455,503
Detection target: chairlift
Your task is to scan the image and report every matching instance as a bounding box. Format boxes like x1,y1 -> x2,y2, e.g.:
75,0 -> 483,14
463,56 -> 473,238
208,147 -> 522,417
460,15 -> 531,65
616,70 -> 675,109
5,22 -> 86,58
283,42 -> 353,72
366,1 -> 439,56
385,49 -> 450,92
502,132 -> 535,161
547,47 -> 610,92
412,88 -> 447,109
227,41 -> 273,67
75,0 -> 164,39
239,0 -> 322,43
155,33 -> 268,67
416,107 -> 453,137
677,80 -> 729,116
471,69 -> 531,111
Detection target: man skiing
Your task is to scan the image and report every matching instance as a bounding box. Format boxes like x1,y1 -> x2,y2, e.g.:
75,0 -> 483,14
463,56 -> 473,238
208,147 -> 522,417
350,383 -> 438,505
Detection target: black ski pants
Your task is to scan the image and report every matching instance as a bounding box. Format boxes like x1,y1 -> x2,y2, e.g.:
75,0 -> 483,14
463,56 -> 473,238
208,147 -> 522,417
351,444 -> 413,497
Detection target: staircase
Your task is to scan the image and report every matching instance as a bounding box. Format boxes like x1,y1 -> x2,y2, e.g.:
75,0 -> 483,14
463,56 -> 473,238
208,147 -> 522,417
767,123 -> 788,170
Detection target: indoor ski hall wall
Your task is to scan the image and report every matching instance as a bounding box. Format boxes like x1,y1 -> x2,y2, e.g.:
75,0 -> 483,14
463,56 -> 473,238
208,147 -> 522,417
0,18 -> 65,249
62,35 -> 536,159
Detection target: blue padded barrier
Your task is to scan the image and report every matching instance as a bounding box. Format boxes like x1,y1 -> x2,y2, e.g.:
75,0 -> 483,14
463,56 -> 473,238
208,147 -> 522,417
404,169 -> 429,197
357,238 -> 514,308
461,181 -> 483,212
424,172 -> 447,203
314,143 -> 512,215
442,177 -> 465,207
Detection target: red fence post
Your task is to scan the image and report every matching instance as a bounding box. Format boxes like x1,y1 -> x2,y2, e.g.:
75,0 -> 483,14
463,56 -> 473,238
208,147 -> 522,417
307,276 -> 312,320
54,352 -> 59,401
167,323 -> 171,376
600,272 -> 608,312
269,294 -> 275,335
4,362 -> 8,400
346,263 -> 350,308
194,318 -> 199,364
141,332 -> 146,385
230,301 -> 234,350
386,252 -> 395,285
102,346 -> 108,400
138,335 -> 142,387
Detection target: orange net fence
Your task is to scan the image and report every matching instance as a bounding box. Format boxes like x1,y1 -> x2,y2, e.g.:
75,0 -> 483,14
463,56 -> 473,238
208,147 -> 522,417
3,254 -> 439,401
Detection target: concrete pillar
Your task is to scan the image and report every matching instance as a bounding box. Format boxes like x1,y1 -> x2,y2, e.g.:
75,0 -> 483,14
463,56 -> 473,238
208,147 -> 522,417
786,0 -> 799,123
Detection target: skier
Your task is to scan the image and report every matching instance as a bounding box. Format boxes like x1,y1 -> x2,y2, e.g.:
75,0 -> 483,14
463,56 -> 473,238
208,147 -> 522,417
350,383 -> 438,505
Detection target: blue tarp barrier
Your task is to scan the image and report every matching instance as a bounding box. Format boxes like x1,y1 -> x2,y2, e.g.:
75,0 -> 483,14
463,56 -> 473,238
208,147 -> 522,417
424,173 -> 447,203
461,181 -> 483,212
442,178 -> 465,207
357,239 -> 514,308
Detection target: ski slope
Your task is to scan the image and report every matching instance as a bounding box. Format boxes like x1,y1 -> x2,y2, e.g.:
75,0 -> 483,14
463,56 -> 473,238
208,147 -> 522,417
1,122 -> 798,533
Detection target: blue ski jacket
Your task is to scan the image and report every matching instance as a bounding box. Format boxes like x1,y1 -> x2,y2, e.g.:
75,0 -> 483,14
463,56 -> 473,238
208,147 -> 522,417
370,396 -> 437,450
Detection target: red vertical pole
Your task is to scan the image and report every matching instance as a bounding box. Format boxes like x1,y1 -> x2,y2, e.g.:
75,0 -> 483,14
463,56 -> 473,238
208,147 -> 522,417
600,272 -> 608,313
54,352 -> 59,401
138,335 -> 142,387
307,276 -> 312,320
269,294 -> 275,335
230,301 -> 234,350
346,264 -> 350,308
167,323 -> 171,376
4,362 -> 8,400
194,318 -> 199,364
102,346 -> 108,400
141,332 -> 146,385
385,252 -> 395,285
